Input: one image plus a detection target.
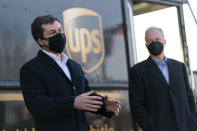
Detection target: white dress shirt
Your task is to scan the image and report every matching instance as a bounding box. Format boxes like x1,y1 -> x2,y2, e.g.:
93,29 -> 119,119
42,50 -> 72,80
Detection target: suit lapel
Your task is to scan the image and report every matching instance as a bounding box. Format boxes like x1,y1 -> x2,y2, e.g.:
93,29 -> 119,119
167,59 -> 175,88
66,60 -> 83,95
146,56 -> 169,86
38,50 -> 72,85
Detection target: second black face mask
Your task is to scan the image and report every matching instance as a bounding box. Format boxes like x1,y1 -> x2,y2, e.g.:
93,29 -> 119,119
147,41 -> 164,56
46,33 -> 66,53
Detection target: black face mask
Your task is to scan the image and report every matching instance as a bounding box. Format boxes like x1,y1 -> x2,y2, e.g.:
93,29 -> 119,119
147,41 -> 164,56
43,33 -> 66,53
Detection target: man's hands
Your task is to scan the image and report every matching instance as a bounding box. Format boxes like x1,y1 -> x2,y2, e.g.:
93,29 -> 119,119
74,91 -> 103,112
105,95 -> 121,117
73,91 -> 121,117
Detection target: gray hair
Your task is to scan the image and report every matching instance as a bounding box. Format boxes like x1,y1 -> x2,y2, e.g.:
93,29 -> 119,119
145,26 -> 165,41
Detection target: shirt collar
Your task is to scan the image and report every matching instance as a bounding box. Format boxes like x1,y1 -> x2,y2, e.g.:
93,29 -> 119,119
151,56 -> 167,66
42,50 -> 68,64
61,52 -> 69,64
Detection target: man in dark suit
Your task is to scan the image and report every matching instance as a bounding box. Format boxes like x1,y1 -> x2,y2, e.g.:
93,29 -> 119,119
129,26 -> 197,131
20,15 -> 120,131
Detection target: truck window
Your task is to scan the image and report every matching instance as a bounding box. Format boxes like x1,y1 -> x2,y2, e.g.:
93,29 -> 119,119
133,3 -> 184,63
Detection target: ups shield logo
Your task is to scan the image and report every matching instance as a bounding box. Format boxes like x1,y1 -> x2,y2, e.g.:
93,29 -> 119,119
63,8 -> 105,73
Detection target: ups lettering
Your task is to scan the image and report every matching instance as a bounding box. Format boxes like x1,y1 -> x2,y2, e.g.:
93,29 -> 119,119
68,28 -> 101,63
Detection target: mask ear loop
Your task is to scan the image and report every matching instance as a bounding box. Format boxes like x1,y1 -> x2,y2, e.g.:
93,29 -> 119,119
40,37 -> 50,50
41,37 -> 49,41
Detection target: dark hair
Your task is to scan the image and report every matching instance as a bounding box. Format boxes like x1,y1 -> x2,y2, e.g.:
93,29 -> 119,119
31,15 -> 59,43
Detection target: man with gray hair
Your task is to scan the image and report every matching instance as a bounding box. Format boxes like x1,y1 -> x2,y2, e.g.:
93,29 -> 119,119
129,26 -> 197,131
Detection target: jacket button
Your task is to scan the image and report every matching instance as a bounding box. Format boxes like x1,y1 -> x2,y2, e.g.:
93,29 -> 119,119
73,86 -> 76,90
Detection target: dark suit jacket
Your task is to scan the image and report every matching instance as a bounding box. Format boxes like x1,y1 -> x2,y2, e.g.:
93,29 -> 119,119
129,57 -> 197,131
20,50 -> 113,131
